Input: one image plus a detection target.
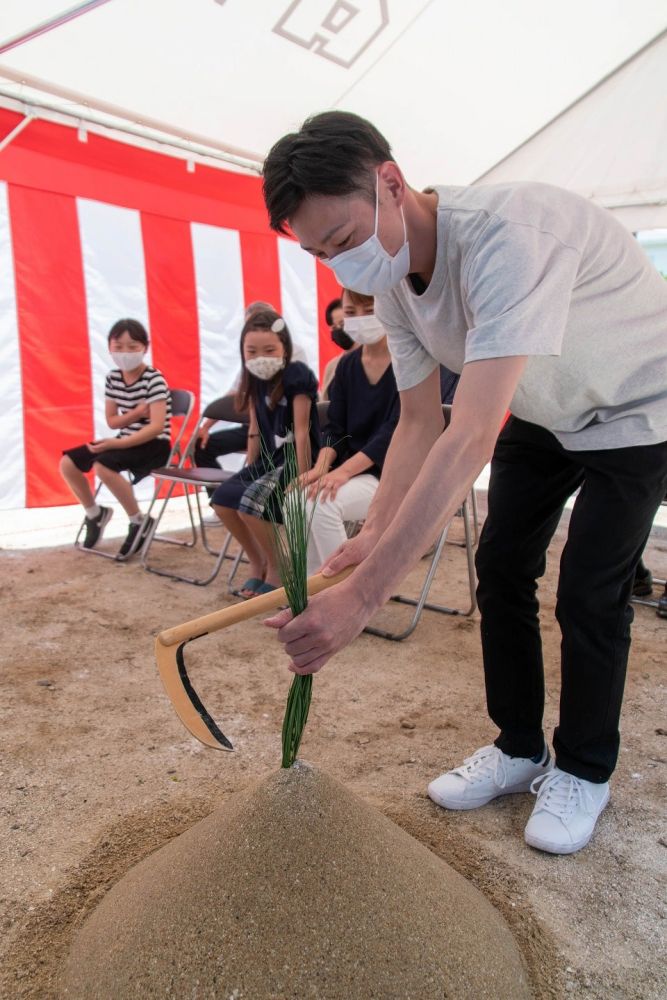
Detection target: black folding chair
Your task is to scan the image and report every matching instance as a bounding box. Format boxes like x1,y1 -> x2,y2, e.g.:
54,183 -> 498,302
141,396 -> 248,586
75,388 -> 195,562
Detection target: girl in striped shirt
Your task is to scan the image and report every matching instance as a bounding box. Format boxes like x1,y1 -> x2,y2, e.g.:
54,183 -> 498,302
60,318 -> 171,555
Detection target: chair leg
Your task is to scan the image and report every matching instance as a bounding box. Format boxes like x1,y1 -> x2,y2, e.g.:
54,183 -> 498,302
141,483 -> 240,586
226,545 -> 247,590
364,495 -> 478,642
198,491 -> 226,557
631,575 -> 666,609
471,486 -> 480,545
152,483 -> 198,548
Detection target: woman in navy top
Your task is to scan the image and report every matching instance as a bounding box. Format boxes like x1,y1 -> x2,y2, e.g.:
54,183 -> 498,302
299,288 -> 399,575
211,309 -> 320,598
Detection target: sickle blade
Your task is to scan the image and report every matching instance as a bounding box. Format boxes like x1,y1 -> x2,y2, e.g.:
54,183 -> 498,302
155,633 -> 233,751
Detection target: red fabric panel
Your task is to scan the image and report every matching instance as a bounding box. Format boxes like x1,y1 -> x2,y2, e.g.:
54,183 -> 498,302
141,214 -> 200,406
9,185 -> 93,507
0,110 -> 269,234
239,232 -> 282,315
316,265 -> 343,381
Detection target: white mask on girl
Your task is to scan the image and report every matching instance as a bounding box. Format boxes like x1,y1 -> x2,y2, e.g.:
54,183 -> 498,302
343,314 -> 385,345
320,172 -> 410,295
245,356 -> 285,380
112,351 -> 145,372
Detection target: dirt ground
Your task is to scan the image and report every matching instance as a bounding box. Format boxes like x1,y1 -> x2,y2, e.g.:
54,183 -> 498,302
1,504 -> 666,999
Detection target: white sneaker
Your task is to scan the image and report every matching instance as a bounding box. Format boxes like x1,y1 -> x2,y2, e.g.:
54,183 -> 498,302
524,768 -> 610,855
427,743 -> 553,811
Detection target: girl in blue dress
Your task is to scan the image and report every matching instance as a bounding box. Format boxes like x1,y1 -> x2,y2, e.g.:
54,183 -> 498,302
211,309 -> 320,598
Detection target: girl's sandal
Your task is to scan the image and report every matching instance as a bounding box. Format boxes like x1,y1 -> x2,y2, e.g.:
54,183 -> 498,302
232,577 -> 265,600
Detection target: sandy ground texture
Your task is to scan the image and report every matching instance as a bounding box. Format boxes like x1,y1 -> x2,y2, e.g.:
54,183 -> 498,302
1,504 -> 666,999
63,764 -> 532,999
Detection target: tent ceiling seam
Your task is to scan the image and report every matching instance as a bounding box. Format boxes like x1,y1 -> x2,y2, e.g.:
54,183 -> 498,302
0,0 -> 114,56
473,26 -> 667,186
331,0 -> 437,110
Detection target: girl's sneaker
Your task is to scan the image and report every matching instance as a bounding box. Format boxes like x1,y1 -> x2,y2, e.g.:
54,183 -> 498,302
427,743 -> 552,810
83,506 -> 113,548
524,768 -> 610,855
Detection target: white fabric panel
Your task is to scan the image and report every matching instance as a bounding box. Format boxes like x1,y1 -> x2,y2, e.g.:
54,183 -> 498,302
475,32 -> 667,231
0,182 -> 25,509
1,0 -> 665,186
278,238 -> 319,378
78,198 -> 150,439
191,222 -> 245,408
77,198 -> 153,501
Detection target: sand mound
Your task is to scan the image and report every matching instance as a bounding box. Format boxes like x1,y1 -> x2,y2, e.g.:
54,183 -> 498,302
63,764 -> 531,999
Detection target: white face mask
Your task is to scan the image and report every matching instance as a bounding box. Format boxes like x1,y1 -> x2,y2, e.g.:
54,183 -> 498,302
320,172 -> 410,295
245,356 -> 285,380
112,351 -> 145,372
343,314 -> 385,345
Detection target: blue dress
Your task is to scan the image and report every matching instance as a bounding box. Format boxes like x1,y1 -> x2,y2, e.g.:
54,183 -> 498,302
210,361 -> 320,521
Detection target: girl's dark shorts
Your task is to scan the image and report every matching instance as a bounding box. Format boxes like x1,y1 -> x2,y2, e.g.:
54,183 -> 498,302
62,438 -> 171,483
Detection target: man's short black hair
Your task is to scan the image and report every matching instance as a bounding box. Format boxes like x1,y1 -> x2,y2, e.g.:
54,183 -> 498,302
325,298 -> 343,326
262,110 -> 393,235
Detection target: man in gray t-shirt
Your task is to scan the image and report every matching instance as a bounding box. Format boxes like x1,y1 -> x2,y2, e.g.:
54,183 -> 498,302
261,111 -> 667,857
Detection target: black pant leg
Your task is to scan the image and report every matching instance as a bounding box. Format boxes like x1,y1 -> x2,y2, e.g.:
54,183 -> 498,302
476,418 -> 584,759
194,425 -> 248,468
553,438 -> 667,782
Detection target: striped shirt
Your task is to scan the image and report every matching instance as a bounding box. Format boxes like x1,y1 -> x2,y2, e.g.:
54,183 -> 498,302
105,366 -> 171,441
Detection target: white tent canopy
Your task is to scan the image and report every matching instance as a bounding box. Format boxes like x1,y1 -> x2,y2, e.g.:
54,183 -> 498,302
1,0 -> 666,187
475,30 -> 667,231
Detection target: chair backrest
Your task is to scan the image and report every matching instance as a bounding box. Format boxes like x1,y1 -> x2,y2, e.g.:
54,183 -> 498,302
166,388 -> 196,467
170,388 -> 195,418
203,394 -> 250,424
316,400 -> 329,427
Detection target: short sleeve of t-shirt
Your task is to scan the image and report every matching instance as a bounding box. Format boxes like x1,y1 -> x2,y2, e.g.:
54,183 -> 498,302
374,304 -> 439,392
145,369 -> 169,402
282,360 -> 319,401
462,218 -> 581,363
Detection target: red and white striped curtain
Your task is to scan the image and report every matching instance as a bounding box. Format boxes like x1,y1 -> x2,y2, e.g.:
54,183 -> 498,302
0,110 -> 340,510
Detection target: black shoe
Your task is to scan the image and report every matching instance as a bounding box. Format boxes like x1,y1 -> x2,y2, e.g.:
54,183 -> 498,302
82,506 -> 113,548
632,565 -> 653,597
119,516 -> 155,557
657,590 -> 667,619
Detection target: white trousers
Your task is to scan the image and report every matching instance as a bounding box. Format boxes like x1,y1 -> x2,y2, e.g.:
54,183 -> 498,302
305,474 -> 379,576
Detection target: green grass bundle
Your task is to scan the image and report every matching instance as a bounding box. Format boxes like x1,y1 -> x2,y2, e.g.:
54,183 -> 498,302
264,437 -> 321,768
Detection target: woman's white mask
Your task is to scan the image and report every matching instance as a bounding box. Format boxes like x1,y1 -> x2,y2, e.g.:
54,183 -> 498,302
111,351 -> 145,372
343,314 -> 385,345
245,356 -> 285,380
320,172 -> 410,295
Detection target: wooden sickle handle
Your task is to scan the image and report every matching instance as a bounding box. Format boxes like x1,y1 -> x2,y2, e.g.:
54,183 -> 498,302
157,567 -> 354,647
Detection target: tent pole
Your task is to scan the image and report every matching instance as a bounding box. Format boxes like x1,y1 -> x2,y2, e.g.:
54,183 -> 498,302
0,1 -> 114,56
0,64 -> 264,169
0,91 -> 261,174
0,113 -> 33,152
